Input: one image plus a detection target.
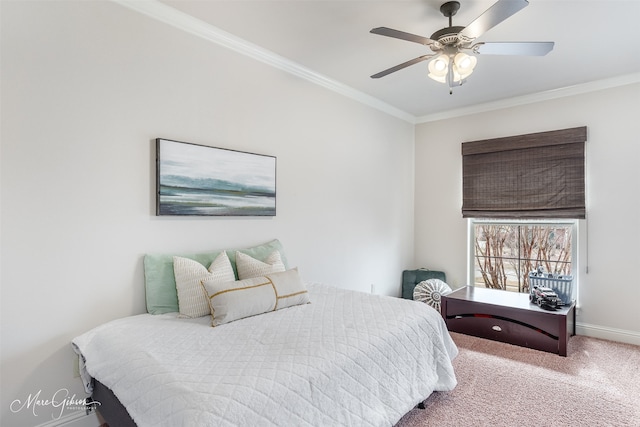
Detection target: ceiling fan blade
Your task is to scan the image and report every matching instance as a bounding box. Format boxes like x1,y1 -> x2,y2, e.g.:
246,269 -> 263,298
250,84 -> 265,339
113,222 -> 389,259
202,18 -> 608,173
473,41 -> 554,56
371,55 -> 434,79
370,27 -> 436,46
459,0 -> 529,41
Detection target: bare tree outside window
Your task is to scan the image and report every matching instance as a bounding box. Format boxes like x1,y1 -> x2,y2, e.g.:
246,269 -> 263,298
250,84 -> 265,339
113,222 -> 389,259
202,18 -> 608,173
473,223 -> 573,293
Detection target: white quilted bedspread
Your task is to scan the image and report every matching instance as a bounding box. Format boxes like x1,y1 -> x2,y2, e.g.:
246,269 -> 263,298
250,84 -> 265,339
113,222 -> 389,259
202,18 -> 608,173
72,283 -> 457,426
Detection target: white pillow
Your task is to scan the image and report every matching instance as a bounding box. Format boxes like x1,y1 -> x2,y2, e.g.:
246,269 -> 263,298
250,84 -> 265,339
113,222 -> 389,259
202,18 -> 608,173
267,269 -> 310,311
201,268 -> 309,326
173,252 -> 235,318
236,250 -> 285,279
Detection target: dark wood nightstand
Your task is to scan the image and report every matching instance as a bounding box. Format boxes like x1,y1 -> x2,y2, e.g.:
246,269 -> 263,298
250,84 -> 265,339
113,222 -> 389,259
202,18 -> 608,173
441,286 -> 576,356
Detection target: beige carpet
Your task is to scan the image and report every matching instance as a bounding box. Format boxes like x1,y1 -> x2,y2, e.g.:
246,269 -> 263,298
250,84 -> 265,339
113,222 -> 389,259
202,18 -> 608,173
396,332 -> 640,427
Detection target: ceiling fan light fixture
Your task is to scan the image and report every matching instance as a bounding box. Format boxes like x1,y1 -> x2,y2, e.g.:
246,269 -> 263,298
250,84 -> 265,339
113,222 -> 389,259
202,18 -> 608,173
433,57 -> 448,71
454,52 -> 476,72
370,0 -> 553,91
428,54 -> 449,82
452,52 -> 477,80
428,73 -> 447,83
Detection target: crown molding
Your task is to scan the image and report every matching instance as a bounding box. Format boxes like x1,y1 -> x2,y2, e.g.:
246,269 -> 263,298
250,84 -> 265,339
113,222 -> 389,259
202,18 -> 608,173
112,1 -> 638,127
416,72 -> 640,123
112,0 -> 416,124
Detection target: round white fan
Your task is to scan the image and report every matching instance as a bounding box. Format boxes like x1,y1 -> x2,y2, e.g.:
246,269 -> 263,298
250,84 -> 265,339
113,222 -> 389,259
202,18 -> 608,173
413,279 -> 452,311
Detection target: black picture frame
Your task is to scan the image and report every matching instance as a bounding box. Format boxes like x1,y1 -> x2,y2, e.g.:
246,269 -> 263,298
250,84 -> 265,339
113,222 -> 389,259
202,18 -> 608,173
156,139 -> 276,216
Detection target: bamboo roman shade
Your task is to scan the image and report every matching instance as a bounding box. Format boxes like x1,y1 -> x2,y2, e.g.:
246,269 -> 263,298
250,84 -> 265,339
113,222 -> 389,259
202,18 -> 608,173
462,126 -> 587,219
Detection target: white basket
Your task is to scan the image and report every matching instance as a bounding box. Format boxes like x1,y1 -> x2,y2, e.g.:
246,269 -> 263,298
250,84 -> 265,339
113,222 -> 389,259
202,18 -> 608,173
528,272 -> 574,305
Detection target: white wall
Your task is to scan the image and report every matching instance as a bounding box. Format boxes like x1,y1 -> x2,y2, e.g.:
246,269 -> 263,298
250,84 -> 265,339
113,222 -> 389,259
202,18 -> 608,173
4,2 -> 638,426
0,2 -> 415,425
414,83 -> 640,344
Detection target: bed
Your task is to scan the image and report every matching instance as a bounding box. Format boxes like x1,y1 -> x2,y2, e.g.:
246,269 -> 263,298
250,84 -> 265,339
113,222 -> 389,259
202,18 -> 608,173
72,240 -> 458,426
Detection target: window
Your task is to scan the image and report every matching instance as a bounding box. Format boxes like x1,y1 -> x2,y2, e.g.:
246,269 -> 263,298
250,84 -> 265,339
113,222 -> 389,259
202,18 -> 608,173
469,219 -> 577,295
461,127 -> 585,300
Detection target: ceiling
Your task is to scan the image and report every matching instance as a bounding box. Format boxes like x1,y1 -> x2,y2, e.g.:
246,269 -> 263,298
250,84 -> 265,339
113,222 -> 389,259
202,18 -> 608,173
151,0 -> 640,121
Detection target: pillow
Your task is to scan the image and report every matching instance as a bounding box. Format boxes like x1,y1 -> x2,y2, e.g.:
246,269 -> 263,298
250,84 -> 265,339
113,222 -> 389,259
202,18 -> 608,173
236,250 -> 285,279
143,239 -> 289,314
413,278 -> 452,312
266,269 -> 310,311
201,268 -> 309,326
173,252 -> 235,318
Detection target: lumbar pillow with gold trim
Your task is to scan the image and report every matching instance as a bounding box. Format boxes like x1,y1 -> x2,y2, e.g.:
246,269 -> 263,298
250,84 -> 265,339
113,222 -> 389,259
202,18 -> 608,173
265,269 -> 310,311
201,268 -> 309,326
173,252 -> 235,318
235,250 -> 285,279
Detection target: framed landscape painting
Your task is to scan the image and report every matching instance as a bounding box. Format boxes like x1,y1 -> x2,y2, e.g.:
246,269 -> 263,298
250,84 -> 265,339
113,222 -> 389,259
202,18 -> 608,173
156,139 -> 276,216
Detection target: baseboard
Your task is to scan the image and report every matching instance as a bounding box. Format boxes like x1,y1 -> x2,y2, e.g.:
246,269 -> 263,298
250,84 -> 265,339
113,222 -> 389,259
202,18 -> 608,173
33,410 -> 100,427
576,322 -> 640,346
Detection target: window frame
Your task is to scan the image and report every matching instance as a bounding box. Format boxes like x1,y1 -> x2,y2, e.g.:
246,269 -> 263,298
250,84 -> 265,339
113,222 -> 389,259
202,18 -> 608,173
467,218 -> 579,297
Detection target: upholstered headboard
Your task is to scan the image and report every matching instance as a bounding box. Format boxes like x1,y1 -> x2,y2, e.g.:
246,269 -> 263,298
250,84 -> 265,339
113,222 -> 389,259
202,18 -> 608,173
401,269 -> 447,300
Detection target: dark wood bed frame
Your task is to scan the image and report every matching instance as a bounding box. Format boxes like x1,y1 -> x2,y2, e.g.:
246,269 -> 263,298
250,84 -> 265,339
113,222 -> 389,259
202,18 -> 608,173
91,380 -> 137,427
90,378 -> 427,426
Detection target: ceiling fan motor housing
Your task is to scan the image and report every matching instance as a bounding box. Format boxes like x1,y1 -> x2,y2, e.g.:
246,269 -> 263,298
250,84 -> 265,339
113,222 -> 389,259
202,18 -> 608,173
431,1 -> 465,47
430,26 -> 465,46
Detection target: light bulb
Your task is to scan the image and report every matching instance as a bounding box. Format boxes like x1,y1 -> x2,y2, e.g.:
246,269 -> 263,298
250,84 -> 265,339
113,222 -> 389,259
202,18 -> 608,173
453,52 -> 477,80
428,54 -> 449,83
434,58 -> 447,71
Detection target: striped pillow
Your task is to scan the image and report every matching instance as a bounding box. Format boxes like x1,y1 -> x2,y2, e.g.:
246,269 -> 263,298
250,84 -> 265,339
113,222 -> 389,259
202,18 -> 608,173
173,252 -> 235,318
236,250 -> 285,279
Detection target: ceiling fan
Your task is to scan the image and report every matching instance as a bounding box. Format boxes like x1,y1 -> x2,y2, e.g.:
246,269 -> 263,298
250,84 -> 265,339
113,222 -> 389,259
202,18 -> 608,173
370,0 -> 554,93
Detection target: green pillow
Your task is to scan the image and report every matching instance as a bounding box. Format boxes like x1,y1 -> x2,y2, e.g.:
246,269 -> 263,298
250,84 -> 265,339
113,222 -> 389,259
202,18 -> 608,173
144,239 -> 289,314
